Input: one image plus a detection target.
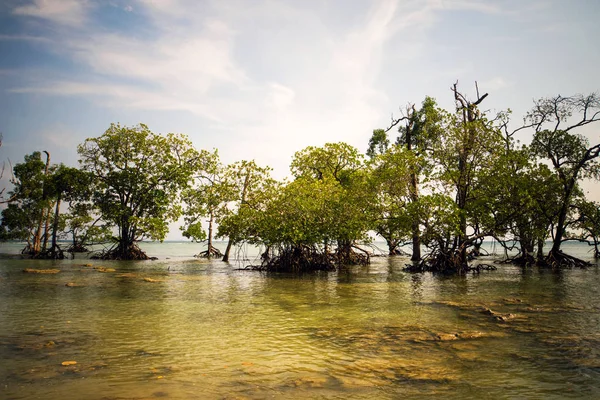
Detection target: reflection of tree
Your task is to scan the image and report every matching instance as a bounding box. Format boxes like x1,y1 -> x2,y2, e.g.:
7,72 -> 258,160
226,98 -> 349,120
410,273 -> 423,300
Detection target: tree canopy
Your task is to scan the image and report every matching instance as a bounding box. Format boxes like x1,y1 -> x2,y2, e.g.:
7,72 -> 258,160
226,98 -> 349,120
77,123 -> 198,260
1,84 -> 598,272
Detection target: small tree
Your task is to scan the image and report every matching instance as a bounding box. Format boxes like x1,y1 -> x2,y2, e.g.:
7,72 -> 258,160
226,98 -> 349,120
78,123 -> 198,260
412,83 -> 504,273
50,165 -> 111,256
368,144 -> 421,255
0,152 -> 53,256
473,146 -> 561,265
369,96 -> 444,260
217,160 -> 275,262
574,200 -> 600,258
62,202 -> 111,253
236,142 -> 372,271
527,93 -> 600,267
180,149 -> 229,258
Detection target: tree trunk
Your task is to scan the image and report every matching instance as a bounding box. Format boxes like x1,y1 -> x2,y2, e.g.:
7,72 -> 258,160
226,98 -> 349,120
404,126 -> 421,261
551,201 -> 569,255
33,151 -> 51,255
207,212 -> 214,259
516,236 -> 535,265
42,201 -> 54,252
537,238 -> 545,263
120,219 -> 129,259
386,238 -> 399,256
456,174 -> 468,263
33,210 -> 44,254
222,239 -> 233,262
222,169 -> 252,262
409,171 -> 421,261
51,196 -> 61,256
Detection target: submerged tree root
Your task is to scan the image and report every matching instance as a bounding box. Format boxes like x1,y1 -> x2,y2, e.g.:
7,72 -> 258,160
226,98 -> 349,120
91,243 -> 149,260
247,245 -> 370,273
21,245 -> 66,260
404,250 -> 496,274
542,250 -> 591,269
194,245 -> 223,259
66,244 -> 89,253
504,253 -> 537,267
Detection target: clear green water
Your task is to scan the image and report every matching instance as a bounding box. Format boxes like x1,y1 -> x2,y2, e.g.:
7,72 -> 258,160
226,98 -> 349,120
1,243 -> 600,399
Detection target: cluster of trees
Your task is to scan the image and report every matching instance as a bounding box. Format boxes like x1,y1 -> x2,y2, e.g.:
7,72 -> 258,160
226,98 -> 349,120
1,84 -> 599,273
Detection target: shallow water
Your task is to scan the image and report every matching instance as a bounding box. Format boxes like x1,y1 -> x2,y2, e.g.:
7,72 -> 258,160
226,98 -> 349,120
1,242 -> 600,399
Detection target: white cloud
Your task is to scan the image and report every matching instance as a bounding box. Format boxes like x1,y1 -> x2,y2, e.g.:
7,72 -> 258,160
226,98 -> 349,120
0,34 -> 52,43
7,0 -> 555,176
266,83 -> 295,111
13,0 -> 90,27
480,77 -> 511,91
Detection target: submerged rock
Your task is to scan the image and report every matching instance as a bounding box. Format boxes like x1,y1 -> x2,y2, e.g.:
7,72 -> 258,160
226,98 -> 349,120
457,331 -> 485,339
61,361 -> 77,366
290,376 -> 328,388
435,333 -> 459,341
116,272 -> 138,278
503,298 -> 524,304
94,266 -> 116,273
23,268 -> 60,274
480,307 -> 523,322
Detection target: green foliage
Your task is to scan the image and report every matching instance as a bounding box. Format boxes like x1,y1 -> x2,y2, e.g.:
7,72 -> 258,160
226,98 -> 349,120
232,143 -> 372,268
574,200 -> 600,257
180,149 -> 228,243
291,142 -> 363,185
0,152 -> 48,250
531,130 -> 599,180
396,96 -> 445,152
2,88 -> 597,270
0,202 -> 33,241
367,144 -> 420,252
216,160 -> 276,245
526,93 -> 600,257
78,123 -> 198,259
287,142 -> 371,245
366,129 -> 389,159
62,202 -> 111,251
472,145 -> 562,261
418,193 -> 462,246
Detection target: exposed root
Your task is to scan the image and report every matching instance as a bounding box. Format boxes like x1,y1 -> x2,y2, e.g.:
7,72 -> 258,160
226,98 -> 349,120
249,245 -> 335,272
247,244 -> 370,273
542,250 -> 591,269
467,246 -> 489,259
91,243 -> 149,260
40,246 -> 65,260
404,248 -> 496,274
337,245 -> 370,266
505,253 -> 537,267
66,243 -> 89,253
195,245 -> 223,259
389,248 -> 409,256
22,245 -> 66,260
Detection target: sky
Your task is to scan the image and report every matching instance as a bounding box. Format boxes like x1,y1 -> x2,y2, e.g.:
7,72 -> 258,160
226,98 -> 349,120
1,0 -> 599,239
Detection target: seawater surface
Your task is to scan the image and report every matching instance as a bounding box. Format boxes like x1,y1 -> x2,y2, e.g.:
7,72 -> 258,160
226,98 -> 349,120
1,241 -> 600,399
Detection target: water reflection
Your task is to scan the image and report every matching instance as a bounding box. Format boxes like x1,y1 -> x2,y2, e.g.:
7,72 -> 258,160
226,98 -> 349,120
1,257 -> 599,399
410,273 -> 424,300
